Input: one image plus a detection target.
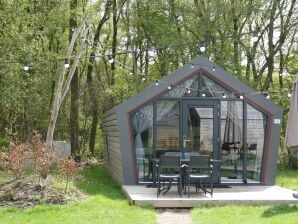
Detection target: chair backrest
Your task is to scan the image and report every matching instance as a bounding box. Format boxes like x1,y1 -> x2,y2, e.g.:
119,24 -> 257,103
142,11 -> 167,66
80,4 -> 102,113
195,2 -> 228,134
164,151 -> 183,157
249,143 -> 257,151
222,143 -> 231,152
159,155 -> 181,169
184,152 -> 199,159
189,155 -> 210,169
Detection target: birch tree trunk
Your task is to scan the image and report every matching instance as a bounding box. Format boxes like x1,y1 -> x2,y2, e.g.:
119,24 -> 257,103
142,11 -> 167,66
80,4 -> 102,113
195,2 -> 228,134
46,15 -> 89,151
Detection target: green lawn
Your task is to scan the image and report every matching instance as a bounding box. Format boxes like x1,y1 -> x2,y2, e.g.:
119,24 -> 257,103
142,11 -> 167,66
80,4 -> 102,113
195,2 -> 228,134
191,168 -> 298,224
276,168 -> 298,190
0,167 -> 156,224
191,204 -> 298,224
1,166 -> 297,224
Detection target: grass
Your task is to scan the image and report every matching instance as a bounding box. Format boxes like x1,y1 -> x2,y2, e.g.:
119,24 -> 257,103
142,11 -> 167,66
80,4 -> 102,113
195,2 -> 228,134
0,171 -> 11,184
191,204 -> 298,224
1,165 -> 297,224
0,166 -> 156,224
191,167 -> 298,224
276,168 -> 298,190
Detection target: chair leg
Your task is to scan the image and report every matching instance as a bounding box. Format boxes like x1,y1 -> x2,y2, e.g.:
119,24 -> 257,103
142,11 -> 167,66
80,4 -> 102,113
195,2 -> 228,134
188,176 -> 190,198
157,179 -> 159,197
210,174 -> 213,198
178,176 -> 182,197
143,162 -> 145,180
204,178 -> 207,195
157,177 -> 160,197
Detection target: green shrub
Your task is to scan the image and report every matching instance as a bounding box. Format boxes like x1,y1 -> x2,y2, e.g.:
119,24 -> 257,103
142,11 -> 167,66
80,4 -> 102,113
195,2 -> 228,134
0,137 -> 9,152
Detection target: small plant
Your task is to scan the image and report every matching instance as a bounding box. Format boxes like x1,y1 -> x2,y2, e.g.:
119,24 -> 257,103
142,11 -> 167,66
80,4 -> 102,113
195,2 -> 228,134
32,132 -> 51,185
7,142 -> 27,179
0,151 -> 7,170
59,158 -> 77,193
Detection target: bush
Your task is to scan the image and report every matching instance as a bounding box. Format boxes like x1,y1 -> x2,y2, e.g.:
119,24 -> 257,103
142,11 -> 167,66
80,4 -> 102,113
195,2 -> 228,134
59,158 -> 78,192
0,137 -> 9,152
7,142 -> 28,178
32,133 -> 51,180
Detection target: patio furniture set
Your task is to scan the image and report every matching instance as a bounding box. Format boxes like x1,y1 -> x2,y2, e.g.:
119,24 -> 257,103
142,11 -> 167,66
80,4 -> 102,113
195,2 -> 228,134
155,153 -> 214,198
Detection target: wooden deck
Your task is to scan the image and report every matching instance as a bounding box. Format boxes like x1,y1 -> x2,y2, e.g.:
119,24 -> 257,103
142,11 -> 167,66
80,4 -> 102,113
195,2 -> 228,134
122,185 -> 298,208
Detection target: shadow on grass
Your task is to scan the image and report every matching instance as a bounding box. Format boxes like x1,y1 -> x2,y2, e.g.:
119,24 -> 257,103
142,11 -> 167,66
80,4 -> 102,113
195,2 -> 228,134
262,205 -> 298,218
75,165 -> 125,200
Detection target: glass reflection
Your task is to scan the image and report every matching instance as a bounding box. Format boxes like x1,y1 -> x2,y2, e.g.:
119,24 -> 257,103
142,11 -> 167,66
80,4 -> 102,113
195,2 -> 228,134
187,107 -> 213,156
247,104 -> 266,182
131,103 -> 153,182
220,101 -> 243,181
156,100 -> 180,157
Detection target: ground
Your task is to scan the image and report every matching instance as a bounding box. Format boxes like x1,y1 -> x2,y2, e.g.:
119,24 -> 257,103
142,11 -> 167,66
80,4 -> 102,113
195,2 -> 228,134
0,175 -> 84,208
157,208 -> 192,224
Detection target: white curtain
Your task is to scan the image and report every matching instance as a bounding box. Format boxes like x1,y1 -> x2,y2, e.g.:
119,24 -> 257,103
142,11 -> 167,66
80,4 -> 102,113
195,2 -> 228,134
132,104 -> 153,150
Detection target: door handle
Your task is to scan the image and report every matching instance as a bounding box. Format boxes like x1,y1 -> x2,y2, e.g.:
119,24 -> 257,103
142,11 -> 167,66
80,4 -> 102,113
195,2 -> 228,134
183,135 -> 190,148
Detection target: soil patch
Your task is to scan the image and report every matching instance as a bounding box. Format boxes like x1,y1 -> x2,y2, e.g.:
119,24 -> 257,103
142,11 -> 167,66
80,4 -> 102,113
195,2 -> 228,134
0,176 -> 85,208
156,208 -> 192,224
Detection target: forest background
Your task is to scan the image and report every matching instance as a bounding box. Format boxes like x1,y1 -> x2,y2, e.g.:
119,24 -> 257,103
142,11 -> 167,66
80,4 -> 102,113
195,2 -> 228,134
0,0 -> 297,164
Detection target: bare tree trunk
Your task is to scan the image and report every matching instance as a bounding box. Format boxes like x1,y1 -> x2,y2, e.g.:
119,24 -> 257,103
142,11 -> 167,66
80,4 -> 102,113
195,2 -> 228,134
70,71 -> 79,156
231,0 -> 241,78
262,0 -> 277,91
87,0 -> 112,155
70,0 -> 79,156
110,0 -> 117,86
46,16 -> 89,151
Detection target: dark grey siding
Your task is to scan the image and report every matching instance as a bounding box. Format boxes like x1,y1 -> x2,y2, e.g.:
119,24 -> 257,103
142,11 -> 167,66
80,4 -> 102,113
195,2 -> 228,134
103,107 -> 123,184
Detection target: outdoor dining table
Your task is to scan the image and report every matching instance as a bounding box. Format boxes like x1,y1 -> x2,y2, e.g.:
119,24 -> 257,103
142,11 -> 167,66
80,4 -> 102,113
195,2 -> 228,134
151,157 -> 221,189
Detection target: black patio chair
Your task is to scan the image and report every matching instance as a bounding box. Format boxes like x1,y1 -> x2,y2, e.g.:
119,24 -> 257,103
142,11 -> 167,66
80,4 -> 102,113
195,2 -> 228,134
186,155 -> 213,197
156,155 -> 182,197
248,143 -> 257,163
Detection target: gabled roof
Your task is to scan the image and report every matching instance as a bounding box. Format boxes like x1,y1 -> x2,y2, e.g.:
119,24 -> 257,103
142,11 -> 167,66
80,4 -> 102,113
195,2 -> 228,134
114,55 -> 282,116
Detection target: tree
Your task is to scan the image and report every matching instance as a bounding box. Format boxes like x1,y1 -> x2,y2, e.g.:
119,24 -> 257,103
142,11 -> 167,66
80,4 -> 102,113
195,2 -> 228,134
86,0 -> 113,155
69,0 -> 80,156
46,16 -> 89,151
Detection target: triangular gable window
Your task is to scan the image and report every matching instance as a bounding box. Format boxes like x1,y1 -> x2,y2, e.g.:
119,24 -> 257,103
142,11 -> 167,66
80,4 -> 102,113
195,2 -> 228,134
159,72 -> 236,98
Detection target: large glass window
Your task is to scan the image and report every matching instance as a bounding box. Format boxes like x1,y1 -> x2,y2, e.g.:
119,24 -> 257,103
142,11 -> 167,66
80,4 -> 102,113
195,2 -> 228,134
187,107 -> 213,156
130,71 -> 268,185
162,76 -> 198,97
220,100 -> 243,182
160,73 -> 236,98
201,74 -> 235,98
131,103 -> 153,182
156,100 -> 180,157
247,104 -> 266,182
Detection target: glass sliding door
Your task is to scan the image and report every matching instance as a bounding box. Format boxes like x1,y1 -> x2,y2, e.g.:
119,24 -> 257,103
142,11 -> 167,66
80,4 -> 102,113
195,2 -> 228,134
155,100 -> 180,158
182,99 -> 220,183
